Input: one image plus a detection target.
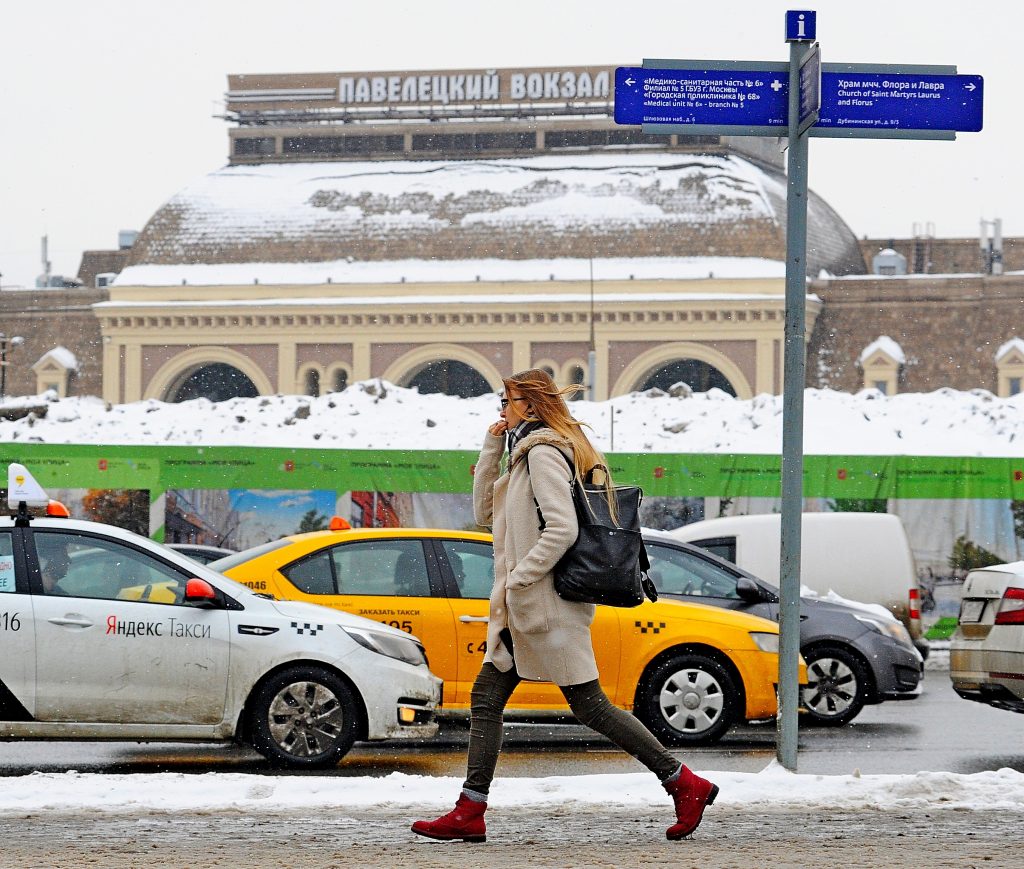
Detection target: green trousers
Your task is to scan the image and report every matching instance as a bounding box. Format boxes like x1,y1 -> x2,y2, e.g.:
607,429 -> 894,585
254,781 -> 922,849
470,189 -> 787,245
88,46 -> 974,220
463,662 -> 680,796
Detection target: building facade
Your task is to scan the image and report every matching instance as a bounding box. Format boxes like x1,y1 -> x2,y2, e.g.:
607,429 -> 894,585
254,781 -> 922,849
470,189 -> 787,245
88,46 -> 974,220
92,64 -> 867,405
1,64 -> 1021,404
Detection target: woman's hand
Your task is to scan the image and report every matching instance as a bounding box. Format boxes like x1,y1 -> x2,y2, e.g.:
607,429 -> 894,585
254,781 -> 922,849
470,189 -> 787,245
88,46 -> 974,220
488,419 -> 508,437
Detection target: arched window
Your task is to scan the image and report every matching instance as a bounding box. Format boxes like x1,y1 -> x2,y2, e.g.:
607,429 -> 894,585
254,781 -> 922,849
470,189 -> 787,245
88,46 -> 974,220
330,366 -> 349,393
304,368 -> 321,397
565,362 -> 586,400
406,360 -> 491,398
639,359 -> 736,396
533,360 -> 557,379
171,364 -> 259,403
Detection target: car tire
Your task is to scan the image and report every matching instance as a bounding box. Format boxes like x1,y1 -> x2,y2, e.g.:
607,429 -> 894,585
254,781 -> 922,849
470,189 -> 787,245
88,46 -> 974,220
635,652 -> 739,746
248,666 -> 359,768
800,644 -> 870,727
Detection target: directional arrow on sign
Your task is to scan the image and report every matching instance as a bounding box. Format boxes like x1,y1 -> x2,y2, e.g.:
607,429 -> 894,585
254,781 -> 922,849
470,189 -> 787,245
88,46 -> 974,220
615,64 -> 984,136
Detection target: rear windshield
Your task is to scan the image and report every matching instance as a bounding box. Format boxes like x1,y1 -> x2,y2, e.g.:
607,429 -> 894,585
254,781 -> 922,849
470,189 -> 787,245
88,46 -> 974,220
691,536 -> 737,565
209,538 -> 292,571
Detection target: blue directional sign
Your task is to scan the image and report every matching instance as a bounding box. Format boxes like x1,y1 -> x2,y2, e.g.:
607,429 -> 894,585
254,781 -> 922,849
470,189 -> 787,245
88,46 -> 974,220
818,71 -> 983,132
614,66 -> 788,129
615,66 -> 984,133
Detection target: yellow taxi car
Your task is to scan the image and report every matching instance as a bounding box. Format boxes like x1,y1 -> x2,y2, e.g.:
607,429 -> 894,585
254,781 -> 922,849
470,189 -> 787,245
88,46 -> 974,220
215,524 -> 798,745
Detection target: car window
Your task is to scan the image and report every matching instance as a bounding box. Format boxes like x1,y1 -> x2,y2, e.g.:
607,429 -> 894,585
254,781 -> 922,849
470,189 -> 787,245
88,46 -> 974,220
282,550 -> 335,594
0,532 -> 14,594
440,540 -> 494,599
175,548 -> 223,565
33,531 -> 189,605
690,536 -> 737,564
646,543 -> 741,599
331,540 -> 430,597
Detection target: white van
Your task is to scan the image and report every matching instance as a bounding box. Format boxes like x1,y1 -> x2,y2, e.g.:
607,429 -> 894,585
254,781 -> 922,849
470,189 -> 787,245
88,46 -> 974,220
667,513 -> 924,646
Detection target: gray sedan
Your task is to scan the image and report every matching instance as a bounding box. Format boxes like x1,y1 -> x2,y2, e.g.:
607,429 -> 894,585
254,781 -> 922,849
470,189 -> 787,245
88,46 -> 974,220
643,531 -> 924,726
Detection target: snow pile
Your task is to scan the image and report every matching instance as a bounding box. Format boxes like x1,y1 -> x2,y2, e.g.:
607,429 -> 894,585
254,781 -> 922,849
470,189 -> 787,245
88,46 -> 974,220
808,590 -> 899,622
4,765 -> 1024,814
2,382 -> 1024,457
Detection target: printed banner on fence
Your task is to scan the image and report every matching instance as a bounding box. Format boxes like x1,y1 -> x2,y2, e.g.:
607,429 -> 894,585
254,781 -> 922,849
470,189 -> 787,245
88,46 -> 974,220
2,444 -> 1024,501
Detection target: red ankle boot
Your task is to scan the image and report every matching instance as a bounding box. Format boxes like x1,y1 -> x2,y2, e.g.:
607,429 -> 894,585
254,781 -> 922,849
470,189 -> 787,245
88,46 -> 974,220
663,767 -> 719,840
411,794 -> 487,842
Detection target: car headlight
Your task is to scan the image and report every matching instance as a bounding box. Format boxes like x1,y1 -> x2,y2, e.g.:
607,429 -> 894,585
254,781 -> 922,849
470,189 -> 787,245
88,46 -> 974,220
750,631 -> 780,653
854,614 -> 914,648
342,626 -> 428,667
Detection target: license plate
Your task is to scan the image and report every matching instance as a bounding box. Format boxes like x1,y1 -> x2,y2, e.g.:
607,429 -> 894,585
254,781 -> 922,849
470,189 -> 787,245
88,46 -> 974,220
960,599 -> 986,623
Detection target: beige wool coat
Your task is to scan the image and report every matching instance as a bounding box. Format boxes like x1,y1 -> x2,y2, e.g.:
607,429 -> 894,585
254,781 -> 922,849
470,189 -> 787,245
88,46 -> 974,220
472,427 -> 599,686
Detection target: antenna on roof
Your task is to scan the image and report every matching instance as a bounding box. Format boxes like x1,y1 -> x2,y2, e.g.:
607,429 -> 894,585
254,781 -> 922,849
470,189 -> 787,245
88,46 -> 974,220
980,218 -> 1003,276
587,257 -> 596,401
40,235 -> 52,287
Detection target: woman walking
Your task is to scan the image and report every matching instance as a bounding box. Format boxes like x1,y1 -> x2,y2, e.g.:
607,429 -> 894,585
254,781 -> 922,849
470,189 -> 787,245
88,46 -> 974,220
411,369 -> 718,843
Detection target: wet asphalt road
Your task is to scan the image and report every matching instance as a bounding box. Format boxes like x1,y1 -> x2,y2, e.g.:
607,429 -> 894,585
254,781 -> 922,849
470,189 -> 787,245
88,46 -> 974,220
1,662 -> 1021,779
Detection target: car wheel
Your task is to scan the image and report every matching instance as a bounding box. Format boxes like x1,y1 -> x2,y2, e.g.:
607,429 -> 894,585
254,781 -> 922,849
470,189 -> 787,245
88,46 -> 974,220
800,644 -> 870,727
635,653 -> 739,746
249,666 -> 359,768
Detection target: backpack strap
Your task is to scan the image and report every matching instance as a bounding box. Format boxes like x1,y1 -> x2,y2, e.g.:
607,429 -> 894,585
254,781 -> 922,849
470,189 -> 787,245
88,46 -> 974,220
525,447 -> 575,532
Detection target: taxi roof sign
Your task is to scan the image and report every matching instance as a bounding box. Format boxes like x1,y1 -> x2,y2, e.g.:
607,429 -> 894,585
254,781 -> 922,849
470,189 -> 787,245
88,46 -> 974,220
8,463 -> 49,510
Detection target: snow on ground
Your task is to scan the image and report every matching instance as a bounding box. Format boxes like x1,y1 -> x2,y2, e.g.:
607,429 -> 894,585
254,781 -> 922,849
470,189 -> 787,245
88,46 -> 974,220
4,763 -> 1024,814
2,382 -> 1024,457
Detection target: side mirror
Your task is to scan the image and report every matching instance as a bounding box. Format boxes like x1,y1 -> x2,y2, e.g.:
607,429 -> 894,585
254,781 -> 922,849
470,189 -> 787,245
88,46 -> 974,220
736,576 -> 772,603
184,577 -> 220,608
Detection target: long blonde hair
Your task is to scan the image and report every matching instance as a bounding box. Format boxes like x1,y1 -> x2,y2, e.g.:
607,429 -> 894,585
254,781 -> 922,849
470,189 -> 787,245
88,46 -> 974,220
504,368 -> 618,517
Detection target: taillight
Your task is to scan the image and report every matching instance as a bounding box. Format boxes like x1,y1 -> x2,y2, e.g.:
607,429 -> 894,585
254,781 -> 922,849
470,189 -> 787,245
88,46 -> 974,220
994,587 -> 1024,625
908,587 -> 920,621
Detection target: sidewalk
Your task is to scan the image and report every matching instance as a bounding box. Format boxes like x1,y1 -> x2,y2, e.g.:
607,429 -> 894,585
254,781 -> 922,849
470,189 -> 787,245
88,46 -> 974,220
0,805 -> 1010,868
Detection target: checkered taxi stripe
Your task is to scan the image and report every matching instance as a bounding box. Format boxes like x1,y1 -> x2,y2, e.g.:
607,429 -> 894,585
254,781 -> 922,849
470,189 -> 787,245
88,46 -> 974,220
635,621 -> 667,634
291,622 -> 324,636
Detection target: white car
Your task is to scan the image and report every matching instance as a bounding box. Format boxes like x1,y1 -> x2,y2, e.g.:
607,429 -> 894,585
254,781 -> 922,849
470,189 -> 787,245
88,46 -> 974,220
950,561 -> 1024,713
0,464 -> 441,768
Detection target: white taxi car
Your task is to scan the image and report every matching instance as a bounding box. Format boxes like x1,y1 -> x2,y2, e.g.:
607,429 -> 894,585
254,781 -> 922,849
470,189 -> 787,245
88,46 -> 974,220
950,561 -> 1024,713
0,464 -> 441,768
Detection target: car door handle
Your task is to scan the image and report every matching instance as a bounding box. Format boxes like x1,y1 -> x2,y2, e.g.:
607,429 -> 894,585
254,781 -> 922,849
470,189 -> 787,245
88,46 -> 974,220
48,616 -> 93,628
459,615 -> 490,623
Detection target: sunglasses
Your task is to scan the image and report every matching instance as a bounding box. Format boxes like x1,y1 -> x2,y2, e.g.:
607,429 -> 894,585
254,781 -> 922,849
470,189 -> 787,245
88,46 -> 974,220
499,397 -> 529,409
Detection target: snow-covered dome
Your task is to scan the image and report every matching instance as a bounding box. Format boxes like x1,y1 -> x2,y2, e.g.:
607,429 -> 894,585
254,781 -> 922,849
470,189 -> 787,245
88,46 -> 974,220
120,152 -> 865,284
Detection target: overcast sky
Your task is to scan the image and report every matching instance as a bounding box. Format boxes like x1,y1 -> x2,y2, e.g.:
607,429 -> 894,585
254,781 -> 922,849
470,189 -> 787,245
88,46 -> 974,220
0,0 -> 1018,288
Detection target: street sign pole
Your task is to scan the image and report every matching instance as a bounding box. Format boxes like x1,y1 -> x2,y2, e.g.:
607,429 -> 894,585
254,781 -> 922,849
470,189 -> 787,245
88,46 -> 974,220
614,9 -> 983,772
777,34 -> 813,773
